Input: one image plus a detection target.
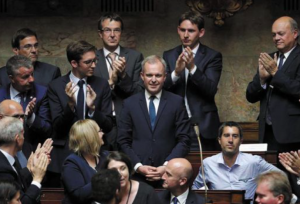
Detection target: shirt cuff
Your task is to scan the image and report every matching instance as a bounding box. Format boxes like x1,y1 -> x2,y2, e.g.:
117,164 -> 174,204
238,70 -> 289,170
189,65 -> 197,75
261,83 -> 267,89
171,71 -> 180,83
134,163 -> 143,172
31,181 -> 41,189
88,111 -> 95,118
26,113 -> 35,127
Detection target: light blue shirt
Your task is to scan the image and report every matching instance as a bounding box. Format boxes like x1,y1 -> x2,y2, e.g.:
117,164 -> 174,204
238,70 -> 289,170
192,152 -> 280,200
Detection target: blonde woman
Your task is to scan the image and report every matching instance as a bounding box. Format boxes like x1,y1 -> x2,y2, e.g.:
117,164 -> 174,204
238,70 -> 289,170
61,119 -> 108,204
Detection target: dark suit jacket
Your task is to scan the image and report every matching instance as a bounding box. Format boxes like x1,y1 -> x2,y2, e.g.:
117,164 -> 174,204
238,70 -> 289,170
163,44 -> 222,139
95,47 -> 144,115
61,151 -> 108,204
47,72 -> 113,172
157,189 -> 205,204
246,44 -> 300,144
0,150 -> 41,204
0,61 -> 61,88
117,91 -> 190,167
0,83 -> 52,157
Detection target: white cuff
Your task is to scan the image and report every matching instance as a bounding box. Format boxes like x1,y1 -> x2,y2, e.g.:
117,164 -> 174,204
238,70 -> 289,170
134,163 -> 143,172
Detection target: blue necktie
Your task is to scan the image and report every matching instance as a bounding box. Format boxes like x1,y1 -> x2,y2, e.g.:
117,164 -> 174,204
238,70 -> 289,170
278,54 -> 285,70
172,197 -> 178,204
19,93 -> 26,111
77,80 -> 85,120
16,150 -> 27,168
149,96 -> 156,130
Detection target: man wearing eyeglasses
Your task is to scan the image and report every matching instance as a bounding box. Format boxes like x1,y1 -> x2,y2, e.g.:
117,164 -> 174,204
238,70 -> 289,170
47,40 -> 113,181
0,28 -> 61,88
95,13 -> 144,150
163,11 -> 222,151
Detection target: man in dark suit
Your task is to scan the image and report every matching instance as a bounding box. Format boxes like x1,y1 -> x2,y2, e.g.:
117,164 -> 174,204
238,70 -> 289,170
163,11 -> 222,151
246,16 -> 300,197
95,13 -> 144,150
47,40 -> 113,175
0,55 -> 52,162
158,158 -> 205,204
0,28 -> 61,88
117,55 -> 190,186
0,117 -> 49,204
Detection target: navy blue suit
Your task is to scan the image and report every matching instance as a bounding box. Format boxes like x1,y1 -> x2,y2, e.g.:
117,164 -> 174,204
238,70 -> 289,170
0,83 -> 52,157
47,73 -> 113,173
163,44 -> 222,141
0,151 -> 41,204
61,151 -> 108,204
117,91 -> 190,168
0,61 -> 61,88
157,189 -> 205,204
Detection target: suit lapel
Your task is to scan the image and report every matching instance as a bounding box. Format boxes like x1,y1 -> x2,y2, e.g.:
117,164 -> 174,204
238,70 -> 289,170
281,44 -> 300,73
138,93 -> 152,131
96,49 -> 109,79
120,46 -> 129,60
194,44 -> 206,72
154,91 -> 167,131
33,61 -> 42,80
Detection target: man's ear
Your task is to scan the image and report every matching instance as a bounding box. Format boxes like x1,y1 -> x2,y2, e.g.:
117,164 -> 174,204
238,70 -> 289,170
199,28 -> 205,38
277,194 -> 284,204
12,48 -> 19,55
179,177 -> 187,186
140,72 -> 144,81
98,30 -> 103,39
71,60 -> 78,69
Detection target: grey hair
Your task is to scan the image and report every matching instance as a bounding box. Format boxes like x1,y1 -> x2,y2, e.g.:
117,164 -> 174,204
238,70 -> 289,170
6,55 -> 32,77
0,117 -> 23,145
141,55 -> 167,72
289,18 -> 299,40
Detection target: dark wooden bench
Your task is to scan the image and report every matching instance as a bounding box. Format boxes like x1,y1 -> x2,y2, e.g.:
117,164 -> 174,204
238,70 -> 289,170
41,188 -> 248,204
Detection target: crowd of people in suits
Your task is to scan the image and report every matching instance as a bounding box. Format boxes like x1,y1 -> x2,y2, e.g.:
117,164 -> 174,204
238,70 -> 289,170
0,9 -> 300,204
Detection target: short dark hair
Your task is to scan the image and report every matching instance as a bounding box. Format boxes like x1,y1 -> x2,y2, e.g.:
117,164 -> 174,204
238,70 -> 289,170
11,28 -> 38,48
0,180 -> 20,204
103,151 -> 133,176
92,169 -> 120,203
179,10 -> 205,30
98,13 -> 124,31
218,121 -> 243,138
6,55 -> 33,76
66,40 -> 96,63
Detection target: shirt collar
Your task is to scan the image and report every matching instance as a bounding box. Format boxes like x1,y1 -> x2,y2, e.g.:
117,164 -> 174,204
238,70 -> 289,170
282,45 -> 296,59
181,43 -> 199,56
171,188 -> 189,204
145,90 -> 162,100
69,71 -> 87,85
10,84 -> 22,100
103,46 -> 121,57
0,149 -> 15,166
218,152 -> 241,167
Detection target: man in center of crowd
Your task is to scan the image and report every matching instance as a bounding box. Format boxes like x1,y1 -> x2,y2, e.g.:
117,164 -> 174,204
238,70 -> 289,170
192,121 -> 280,201
117,55 -> 191,187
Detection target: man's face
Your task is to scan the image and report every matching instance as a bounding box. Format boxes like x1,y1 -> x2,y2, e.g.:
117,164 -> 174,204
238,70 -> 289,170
218,126 -> 242,156
255,181 -> 284,204
140,61 -> 166,95
13,36 -> 39,63
99,19 -> 122,51
177,20 -> 204,50
162,163 -> 181,190
272,19 -> 298,54
71,51 -> 96,79
10,67 -> 34,93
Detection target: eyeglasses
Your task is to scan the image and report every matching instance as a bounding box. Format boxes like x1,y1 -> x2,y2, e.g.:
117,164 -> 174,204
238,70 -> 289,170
19,43 -> 39,50
82,58 -> 98,65
101,28 -> 122,35
2,114 -> 26,119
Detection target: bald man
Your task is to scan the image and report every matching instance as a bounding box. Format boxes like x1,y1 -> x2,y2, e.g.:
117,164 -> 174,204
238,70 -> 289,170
158,158 -> 205,204
246,16 -> 300,197
0,100 -> 32,160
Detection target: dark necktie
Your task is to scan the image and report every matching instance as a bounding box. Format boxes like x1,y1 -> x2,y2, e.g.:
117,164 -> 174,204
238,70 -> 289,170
19,92 -> 26,111
278,54 -> 285,70
149,96 -> 156,130
172,197 -> 178,204
77,80 -> 85,120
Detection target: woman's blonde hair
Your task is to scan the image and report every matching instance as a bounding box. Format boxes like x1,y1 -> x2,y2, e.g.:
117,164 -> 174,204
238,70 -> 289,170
69,119 -> 102,157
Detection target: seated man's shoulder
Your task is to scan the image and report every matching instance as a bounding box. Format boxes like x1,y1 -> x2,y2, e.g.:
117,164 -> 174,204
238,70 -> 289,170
35,61 -> 60,70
